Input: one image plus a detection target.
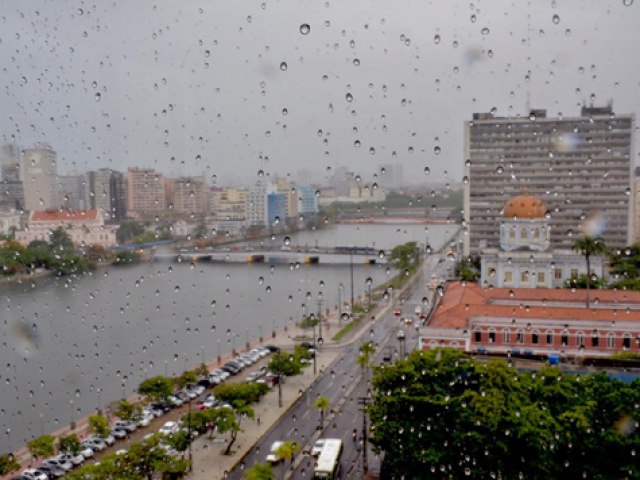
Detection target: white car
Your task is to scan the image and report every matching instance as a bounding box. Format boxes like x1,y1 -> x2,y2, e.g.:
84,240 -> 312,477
82,438 -> 107,452
167,394 -> 184,407
266,441 -> 284,463
136,413 -> 154,427
111,428 -> 128,439
101,434 -> 116,446
42,457 -> 73,472
56,452 -> 85,466
78,445 -> 94,459
210,369 -> 230,380
22,469 -> 48,480
159,421 -> 179,436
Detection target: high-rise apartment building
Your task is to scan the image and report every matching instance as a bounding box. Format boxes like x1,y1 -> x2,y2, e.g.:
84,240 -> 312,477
126,167 -> 166,217
22,144 -> 58,211
463,106 -> 634,256
298,185 -> 319,217
109,171 -> 126,221
58,174 -> 87,210
246,184 -> 269,227
212,187 -> 247,221
86,169 -> 112,215
0,143 -> 20,182
172,176 -> 209,215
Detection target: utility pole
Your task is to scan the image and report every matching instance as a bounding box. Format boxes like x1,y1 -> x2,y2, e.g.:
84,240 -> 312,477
187,396 -> 193,471
350,249 -> 354,309
312,314 -> 317,375
358,396 -> 371,474
316,298 -> 323,345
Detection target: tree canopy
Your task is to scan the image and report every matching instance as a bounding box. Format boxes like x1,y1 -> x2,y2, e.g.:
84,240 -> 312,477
138,375 -> 174,401
388,241 -> 419,273
27,434 -> 56,459
369,348 -> 640,480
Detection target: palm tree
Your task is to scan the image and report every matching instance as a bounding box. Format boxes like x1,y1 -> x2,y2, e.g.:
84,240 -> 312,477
275,440 -> 300,479
243,462 -> 275,480
572,235 -> 607,308
313,395 -> 331,428
357,341 -> 376,391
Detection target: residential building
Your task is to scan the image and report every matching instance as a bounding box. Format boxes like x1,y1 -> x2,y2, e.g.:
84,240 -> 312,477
126,167 -> 166,217
172,176 -> 209,215
378,163 -> 404,187
58,174 -> 87,210
109,171 -> 126,221
0,142 -> 20,182
479,194 -> 605,288
211,187 -> 247,222
273,178 -> 298,222
0,210 -> 21,236
420,282 -> 640,358
246,184 -> 268,227
16,209 -> 116,248
86,169 -> 112,215
0,181 -> 24,211
22,144 -> 58,211
464,106 -> 635,256
267,192 -> 287,226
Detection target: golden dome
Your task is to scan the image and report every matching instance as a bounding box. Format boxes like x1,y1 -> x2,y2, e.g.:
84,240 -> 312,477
503,195 -> 546,219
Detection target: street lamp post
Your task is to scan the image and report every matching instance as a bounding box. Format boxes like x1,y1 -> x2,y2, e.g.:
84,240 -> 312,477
245,328 -> 250,351
232,336 -> 237,356
272,318 -> 276,338
366,277 -> 373,311
316,297 -> 323,347
69,399 -> 75,431
312,315 -> 317,375
338,283 -> 343,323
350,249 -> 355,309
217,339 -> 222,365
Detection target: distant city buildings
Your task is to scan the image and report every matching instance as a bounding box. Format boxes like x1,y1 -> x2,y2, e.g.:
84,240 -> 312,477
16,209 -> 116,248
172,176 -> 209,216
464,106 -> 635,256
22,144 -> 58,211
58,174 -> 87,210
378,163 -> 404,188
126,167 -> 166,218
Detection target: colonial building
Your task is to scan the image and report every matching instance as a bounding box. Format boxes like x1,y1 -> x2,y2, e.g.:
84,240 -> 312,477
420,282 -> 640,358
480,194 -> 605,288
16,209 -> 116,248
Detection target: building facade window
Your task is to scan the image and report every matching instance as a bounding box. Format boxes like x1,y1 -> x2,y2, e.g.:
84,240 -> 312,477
521,271 -> 529,282
537,272 -> 545,284
570,268 -> 579,278
576,331 -> 585,348
623,333 -> 631,349
516,329 -> 524,344
607,333 -> 615,349
531,330 -> 539,345
591,331 -> 599,347
520,228 -> 527,239
503,329 -> 511,343
561,331 -> 569,346
546,330 -> 554,345
488,329 -> 496,343
533,228 -> 540,239
474,329 -> 482,343
554,268 -> 562,280
509,229 -> 515,239
504,271 -> 513,283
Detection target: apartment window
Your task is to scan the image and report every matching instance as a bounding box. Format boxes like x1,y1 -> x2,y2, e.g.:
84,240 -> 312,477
607,333 -> 615,349
570,268 -> 579,278
623,333 -> 631,349
521,271 -> 529,283
591,331 -> 600,347
561,331 -> 569,346
516,329 -> 524,344
520,229 -> 527,239
488,329 -> 496,343
546,330 -> 554,345
554,268 -> 563,280
504,271 -> 513,283
474,329 -> 482,343
503,329 -> 511,343
537,272 -> 545,284
576,331 -> 585,348
531,330 -> 539,345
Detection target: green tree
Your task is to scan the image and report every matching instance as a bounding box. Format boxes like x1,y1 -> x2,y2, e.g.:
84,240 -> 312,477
243,462 -> 275,480
192,223 -> 209,240
313,395 -> 330,427
388,241 -> 419,273
113,249 -> 142,264
213,407 -> 245,455
0,453 -> 20,476
49,226 -> 75,253
88,414 -> 111,438
572,235 -> 608,308
27,434 -> 56,459
116,221 -> 146,244
274,440 -> 300,472
268,351 -> 302,408
213,382 -> 269,406
115,399 -> 142,421
27,239 -> 52,268
173,369 -> 198,389
58,433 -> 82,455
455,256 -> 480,282
138,375 -> 174,402
357,340 -> 376,386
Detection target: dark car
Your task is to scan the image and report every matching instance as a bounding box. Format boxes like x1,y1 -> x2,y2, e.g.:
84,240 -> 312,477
35,465 -> 65,478
222,362 -> 241,374
299,341 -> 315,349
151,402 -> 172,413
263,345 -> 281,352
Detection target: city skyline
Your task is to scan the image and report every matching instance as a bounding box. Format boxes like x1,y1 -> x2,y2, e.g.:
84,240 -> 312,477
1,1 -> 639,186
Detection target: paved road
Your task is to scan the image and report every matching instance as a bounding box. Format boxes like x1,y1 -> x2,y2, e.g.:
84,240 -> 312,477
228,255 -> 446,479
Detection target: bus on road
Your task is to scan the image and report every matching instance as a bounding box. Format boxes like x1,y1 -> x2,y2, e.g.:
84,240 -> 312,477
313,438 -> 343,479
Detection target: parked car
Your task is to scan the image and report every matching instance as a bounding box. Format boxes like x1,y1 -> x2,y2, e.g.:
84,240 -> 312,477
56,452 -> 85,466
100,434 -> 116,446
210,368 -> 230,380
151,402 -> 172,414
252,347 -> 269,358
136,412 -> 154,428
21,469 -> 48,480
82,438 -> 107,452
396,329 -> 406,340
299,341 -> 314,349
32,465 -> 65,478
245,370 -> 266,383
78,444 -> 94,459
159,421 -> 179,436
42,457 -> 73,472
263,345 -> 280,352
110,428 -> 128,439
113,420 -> 138,432
186,383 -> 206,396
167,394 -> 185,407
222,362 -> 241,375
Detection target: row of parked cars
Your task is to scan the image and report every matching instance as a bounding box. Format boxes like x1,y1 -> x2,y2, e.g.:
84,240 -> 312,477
12,345 -> 279,479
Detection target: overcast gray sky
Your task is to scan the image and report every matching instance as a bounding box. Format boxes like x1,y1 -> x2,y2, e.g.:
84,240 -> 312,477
1,0 -> 639,187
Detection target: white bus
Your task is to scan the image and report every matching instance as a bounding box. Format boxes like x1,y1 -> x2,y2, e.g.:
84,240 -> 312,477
313,438 -> 343,479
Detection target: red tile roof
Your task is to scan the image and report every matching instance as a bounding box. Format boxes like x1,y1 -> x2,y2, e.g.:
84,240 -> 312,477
429,282 -> 640,329
31,209 -> 99,222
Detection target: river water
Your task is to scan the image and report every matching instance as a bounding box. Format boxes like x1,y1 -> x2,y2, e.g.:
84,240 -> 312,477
0,223 -> 455,452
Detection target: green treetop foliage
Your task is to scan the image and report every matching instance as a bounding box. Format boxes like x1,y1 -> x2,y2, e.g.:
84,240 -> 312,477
242,462 -> 275,480
116,221 -> 146,244
268,351 -> 303,377
138,375 -> 174,401
213,382 -> 269,407
114,399 -> 142,421
388,241 -> 419,273
27,434 -> 56,459
369,348 -> 640,480
0,454 -> 20,476
274,440 -> 300,465
87,414 -> 111,439
572,235 -> 608,308
173,369 -> 198,389
313,395 -> 331,425
49,226 -> 75,253
58,433 -> 82,455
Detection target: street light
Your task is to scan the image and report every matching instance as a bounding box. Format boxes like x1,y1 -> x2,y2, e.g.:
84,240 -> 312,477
245,327 -> 250,351
338,282 -> 343,323
350,248 -> 355,309
366,277 -> 373,311
259,325 -> 263,343
272,318 -> 276,338
217,339 -> 222,365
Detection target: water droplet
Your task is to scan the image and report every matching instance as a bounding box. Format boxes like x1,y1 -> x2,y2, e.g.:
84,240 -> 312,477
299,23 -> 311,35
552,14 -> 560,24
424,167 -> 431,175
434,34 -> 441,44
345,92 -> 353,103
352,58 -> 360,66
95,92 -> 101,102
279,61 -> 288,71
481,27 -> 490,35
434,146 -> 441,155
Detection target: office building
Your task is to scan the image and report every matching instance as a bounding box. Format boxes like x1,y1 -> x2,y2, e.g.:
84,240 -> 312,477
126,167 -> 166,217
0,142 -> 20,182
172,176 -> 209,215
58,174 -> 87,210
464,106 -> 634,256
246,184 -> 269,227
86,169 -> 113,215
298,185 -> 319,217
267,192 -> 287,226
109,171 -> 126,221
22,144 -> 58,211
